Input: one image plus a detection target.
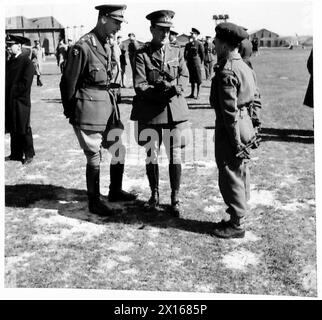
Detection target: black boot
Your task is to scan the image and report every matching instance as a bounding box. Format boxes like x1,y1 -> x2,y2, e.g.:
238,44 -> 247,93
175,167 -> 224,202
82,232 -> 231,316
86,164 -> 114,216
146,163 -> 159,208
169,164 -> 182,216
187,83 -> 195,98
108,163 -> 137,202
37,76 -> 43,87
195,84 -> 200,99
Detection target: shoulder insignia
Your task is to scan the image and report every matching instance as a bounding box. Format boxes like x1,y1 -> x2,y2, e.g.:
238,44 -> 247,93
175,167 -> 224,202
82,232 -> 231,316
89,35 -> 97,47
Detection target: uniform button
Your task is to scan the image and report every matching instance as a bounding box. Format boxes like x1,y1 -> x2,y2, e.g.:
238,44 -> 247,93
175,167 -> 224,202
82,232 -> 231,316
90,96 -> 93,100
96,67 -> 99,70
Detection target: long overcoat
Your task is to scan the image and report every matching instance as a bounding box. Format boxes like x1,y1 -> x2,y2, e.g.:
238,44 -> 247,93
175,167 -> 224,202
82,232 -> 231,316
184,40 -> 204,84
5,53 -> 35,134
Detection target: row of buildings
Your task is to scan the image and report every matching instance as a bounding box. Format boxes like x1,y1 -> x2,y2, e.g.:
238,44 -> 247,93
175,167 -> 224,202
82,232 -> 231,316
5,15 -> 313,54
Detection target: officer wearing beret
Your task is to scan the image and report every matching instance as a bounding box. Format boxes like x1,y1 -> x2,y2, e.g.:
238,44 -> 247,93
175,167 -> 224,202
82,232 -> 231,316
209,22 -> 261,238
5,34 -> 35,164
204,36 -> 216,80
131,10 -> 190,216
184,27 -> 204,99
60,4 -> 136,216
169,30 -> 179,45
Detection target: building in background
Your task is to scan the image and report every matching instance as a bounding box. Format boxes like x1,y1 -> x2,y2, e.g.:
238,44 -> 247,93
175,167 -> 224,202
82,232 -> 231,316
5,16 -> 65,55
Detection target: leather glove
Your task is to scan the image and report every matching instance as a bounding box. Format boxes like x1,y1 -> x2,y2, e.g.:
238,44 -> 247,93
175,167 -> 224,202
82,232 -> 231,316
236,143 -> 251,160
154,80 -> 172,91
63,109 -> 71,119
251,137 -> 260,149
167,85 -> 183,98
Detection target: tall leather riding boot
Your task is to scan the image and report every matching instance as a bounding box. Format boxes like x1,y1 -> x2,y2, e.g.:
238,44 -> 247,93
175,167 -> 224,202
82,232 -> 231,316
146,163 -> 159,208
37,75 -> 43,87
108,163 -> 137,202
195,84 -> 200,99
86,164 -> 113,215
187,83 -> 195,98
169,163 -> 182,216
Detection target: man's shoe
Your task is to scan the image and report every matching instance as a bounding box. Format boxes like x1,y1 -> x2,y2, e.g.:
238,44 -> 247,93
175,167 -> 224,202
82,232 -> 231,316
170,201 -> 180,217
108,190 -> 137,202
5,155 -> 23,162
147,190 -> 159,209
23,157 -> 33,165
212,221 -> 245,239
88,198 -> 115,216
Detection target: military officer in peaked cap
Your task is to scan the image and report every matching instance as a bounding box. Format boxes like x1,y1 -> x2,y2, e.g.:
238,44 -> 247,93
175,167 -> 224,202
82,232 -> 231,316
60,4 -> 136,217
184,27 -> 204,99
204,35 -> 216,80
131,9 -> 191,216
5,34 -> 35,164
209,22 -> 261,238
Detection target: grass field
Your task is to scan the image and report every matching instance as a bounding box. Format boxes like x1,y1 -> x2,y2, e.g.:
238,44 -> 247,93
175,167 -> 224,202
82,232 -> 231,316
4,47 -> 316,297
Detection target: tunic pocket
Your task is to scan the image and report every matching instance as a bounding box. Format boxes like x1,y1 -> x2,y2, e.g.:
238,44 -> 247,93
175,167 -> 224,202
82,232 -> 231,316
89,64 -> 108,83
74,88 -> 112,126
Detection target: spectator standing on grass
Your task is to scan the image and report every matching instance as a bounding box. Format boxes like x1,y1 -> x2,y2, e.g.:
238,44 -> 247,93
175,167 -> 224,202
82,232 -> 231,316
251,37 -> 259,56
128,32 -> 140,83
184,27 -> 204,99
31,40 -> 45,86
209,22 -> 261,239
118,35 -> 127,87
5,34 -> 35,165
303,48 -> 313,108
203,35 -> 216,80
60,4 -> 137,217
130,10 -> 191,216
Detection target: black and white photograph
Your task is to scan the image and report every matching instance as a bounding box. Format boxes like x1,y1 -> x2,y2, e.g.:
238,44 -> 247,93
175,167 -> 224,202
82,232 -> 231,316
1,0 -> 320,300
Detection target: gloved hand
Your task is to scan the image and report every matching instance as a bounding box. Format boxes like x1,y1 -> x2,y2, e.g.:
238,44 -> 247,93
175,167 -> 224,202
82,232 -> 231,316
167,85 -> 183,98
154,80 -> 172,91
63,109 -> 71,119
236,143 -> 251,160
251,136 -> 260,149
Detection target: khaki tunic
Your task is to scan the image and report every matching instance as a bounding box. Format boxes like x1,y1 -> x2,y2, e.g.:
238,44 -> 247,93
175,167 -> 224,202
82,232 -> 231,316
131,42 -> 189,124
60,31 -> 115,131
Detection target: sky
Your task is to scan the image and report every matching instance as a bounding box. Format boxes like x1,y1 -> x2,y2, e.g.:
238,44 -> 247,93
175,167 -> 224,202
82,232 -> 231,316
3,0 -> 313,42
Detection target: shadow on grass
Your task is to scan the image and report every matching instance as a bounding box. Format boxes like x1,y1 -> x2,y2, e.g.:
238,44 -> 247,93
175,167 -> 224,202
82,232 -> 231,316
259,127 -> 314,143
5,183 -> 217,235
204,126 -> 314,144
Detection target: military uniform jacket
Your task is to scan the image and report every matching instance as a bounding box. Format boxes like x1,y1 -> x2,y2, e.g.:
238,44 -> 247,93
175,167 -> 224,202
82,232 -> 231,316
60,30 -> 114,131
5,53 -> 35,134
210,52 -> 258,155
131,42 -> 189,124
204,42 -> 216,63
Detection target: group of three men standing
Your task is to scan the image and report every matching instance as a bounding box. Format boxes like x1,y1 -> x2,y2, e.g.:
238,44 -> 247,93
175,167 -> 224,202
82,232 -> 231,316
60,4 -> 259,239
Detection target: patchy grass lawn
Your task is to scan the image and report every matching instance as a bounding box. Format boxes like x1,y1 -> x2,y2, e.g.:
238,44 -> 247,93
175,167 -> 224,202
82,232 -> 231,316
4,48 -> 316,297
